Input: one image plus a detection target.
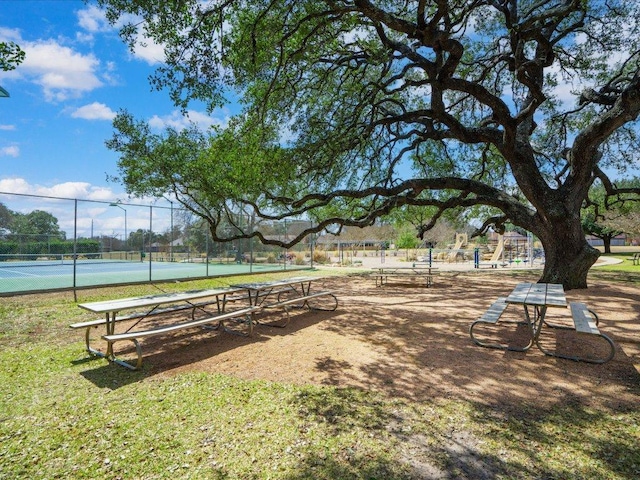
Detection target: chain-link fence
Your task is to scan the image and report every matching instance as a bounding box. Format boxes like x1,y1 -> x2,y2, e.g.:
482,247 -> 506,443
0,192 -> 320,295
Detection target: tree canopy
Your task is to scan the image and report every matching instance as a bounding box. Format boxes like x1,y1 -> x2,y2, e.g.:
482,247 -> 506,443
0,202 -> 65,241
101,0 -> 640,289
10,210 -> 65,238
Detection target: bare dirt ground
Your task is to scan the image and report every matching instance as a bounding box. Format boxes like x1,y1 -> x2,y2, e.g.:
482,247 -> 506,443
136,270 -> 640,411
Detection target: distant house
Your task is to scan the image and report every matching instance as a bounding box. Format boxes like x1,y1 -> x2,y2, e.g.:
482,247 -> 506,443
315,234 -> 385,250
585,234 -> 627,247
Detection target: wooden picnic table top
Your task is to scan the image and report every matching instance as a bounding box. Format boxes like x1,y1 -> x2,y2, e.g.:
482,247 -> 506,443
505,282 -> 566,308
78,287 -> 241,314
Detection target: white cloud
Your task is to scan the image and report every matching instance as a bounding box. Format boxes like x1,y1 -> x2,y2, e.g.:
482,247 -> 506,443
148,109 -> 229,131
76,5 -> 166,65
71,102 -> 117,120
77,5 -> 112,34
0,146 -> 19,157
130,35 -> 166,65
0,177 -> 30,194
0,26 -> 21,43
39,182 -> 105,200
0,125 -> 15,131
0,25 -> 108,101
21,40 -> 103,101
0,178 -> 121,202
0,178 -> 174,237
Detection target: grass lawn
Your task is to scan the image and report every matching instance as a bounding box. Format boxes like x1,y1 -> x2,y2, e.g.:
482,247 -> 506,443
1,269 -> 639,479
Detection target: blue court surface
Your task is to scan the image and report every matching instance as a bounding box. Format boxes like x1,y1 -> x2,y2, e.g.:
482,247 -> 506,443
0,260 -> 288,294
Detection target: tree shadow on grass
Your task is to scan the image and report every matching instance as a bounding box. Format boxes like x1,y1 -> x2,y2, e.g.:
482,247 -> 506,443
284,385 -> 639,479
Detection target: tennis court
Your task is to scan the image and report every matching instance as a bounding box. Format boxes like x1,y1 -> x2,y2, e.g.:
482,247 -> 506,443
0,258 -> 290,294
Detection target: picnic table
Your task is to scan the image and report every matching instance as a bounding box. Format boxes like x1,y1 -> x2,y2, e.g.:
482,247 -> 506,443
470,282 -> 615,363
72,287 -> 256,370
371,266 -> 437,287
230,276 -> 338,327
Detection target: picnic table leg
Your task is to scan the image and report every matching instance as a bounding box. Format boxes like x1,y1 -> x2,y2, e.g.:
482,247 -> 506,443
300,281 -> 311,309
306,293 -> 338,312
275,281 -> 311,309
534,331 -> 615,364
516,305 -> 543,352
105,312 -> 116,359
220,311 -> 255,337
470,300 -> 534,352
109,339 -> 143,370
249,289 -> 259,306
508,306 -> 536,351
83,325 -> 107,359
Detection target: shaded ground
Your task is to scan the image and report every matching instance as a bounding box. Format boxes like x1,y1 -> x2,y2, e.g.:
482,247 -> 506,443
125,271 -> 640,411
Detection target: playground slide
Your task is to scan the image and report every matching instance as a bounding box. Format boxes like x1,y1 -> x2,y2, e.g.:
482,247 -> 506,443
447,234 -> 467,262
489,235 -> 504,263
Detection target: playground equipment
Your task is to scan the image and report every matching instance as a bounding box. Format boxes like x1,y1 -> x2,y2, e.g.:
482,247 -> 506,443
474,234 -> 505,268
447,233 -> 468,262
489,234 -> 504,263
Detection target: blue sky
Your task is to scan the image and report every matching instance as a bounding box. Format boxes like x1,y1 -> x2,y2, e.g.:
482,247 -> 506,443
0,0 -> 232,203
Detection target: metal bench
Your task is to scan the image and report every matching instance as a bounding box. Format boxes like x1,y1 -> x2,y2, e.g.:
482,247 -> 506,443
468,297 -> 531,350
536,302 -> 615,364
559,302 -> 614,363
102,306 -> 261,370
628,252 -> 640,266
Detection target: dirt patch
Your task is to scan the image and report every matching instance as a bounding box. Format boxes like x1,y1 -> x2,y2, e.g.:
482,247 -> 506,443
129,271 -> 640,410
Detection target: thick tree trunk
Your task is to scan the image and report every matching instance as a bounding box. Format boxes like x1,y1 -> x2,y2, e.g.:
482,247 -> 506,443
602,235 -> 612,254
538,218 -> 600,290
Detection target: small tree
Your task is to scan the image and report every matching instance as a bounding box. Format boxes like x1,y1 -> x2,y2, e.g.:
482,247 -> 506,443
0,202 -> 14,234
10,210 -> 65,239
396,229 -> 420,250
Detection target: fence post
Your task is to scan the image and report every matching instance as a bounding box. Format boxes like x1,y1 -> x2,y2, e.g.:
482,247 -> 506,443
249,212 -> 254,274
73,199 -> 78,301
148,205 -> 153,281
205,226 -> 209,276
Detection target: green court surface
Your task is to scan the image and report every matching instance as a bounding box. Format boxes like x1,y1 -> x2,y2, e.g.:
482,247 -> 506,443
0,260 -> 297,294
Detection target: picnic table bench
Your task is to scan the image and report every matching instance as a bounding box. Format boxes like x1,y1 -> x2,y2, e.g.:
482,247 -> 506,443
371,266 -> 438,287
628,252 -> 640,265
101,306 -> 261,370
469,283 -> 615,363
543,302 -> 615,364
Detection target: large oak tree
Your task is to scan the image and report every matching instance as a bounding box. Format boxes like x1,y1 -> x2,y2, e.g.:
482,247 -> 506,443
100,0 -> 640,289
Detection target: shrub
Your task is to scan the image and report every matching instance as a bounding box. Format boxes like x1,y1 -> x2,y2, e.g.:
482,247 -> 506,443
312,251 -> 330,264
